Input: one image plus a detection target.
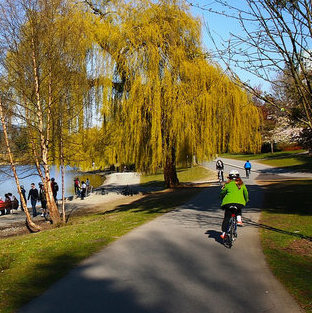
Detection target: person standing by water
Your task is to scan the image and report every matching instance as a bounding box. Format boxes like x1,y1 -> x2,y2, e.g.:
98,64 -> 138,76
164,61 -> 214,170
81,181 -> 87,200
86,178 -> 90,196
20,185 -> 27,211
0,197 -> 5,215
51,178 -> 59,202
39,182 -> 48,218
244,160 -> 252,178
28,183 -> 39,217
7,193 -> 18,213
4,194 -> 11,215
74,177 -> 80,196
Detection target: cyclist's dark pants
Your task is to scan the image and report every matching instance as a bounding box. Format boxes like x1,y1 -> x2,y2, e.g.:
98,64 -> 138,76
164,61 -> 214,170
245,168 -> 251,177
221,203 -> 244,232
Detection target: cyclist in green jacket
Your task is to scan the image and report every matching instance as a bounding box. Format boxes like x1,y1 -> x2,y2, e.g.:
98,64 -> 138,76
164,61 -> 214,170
220,170 -> 249,239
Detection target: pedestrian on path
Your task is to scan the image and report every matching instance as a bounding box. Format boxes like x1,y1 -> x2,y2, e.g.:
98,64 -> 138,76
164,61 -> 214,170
20,185 -> 26,211
28,183 -> 39,217
51,178 -> 59,202
244,160 -> 252,178
216,159 -> 224,182
39,182 -> 48,218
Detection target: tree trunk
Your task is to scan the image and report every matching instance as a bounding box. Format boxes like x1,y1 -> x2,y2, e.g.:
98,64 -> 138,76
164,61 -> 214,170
31,35 -> 61,225
164,147 -> 179,188
0,99 -> 40,232
60,132 -> 66,223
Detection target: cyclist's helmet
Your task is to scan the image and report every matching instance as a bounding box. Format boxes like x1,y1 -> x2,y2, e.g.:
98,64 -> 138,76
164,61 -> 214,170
229,170 -> 240,180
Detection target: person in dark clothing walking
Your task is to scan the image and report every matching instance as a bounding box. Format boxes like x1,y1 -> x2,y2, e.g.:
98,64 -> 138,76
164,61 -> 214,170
39,182 -> 48,218
20,185 -> 26,211
74,178 -> 80,196
28,183 -> 39,217
51,178 -> 59,202
216,159 -> 225,182
80,181 -> 87,200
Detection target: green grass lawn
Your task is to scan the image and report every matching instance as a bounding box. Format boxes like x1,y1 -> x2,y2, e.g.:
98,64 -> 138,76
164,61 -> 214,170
260,180 -> 312,313
0,183 -> 205,313
222,150 -> 307,160
140,165 -> 215,187
222,150 -> 312,172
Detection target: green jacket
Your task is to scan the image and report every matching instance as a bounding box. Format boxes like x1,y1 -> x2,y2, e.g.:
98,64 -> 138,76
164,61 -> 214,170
220,180 -> 249,206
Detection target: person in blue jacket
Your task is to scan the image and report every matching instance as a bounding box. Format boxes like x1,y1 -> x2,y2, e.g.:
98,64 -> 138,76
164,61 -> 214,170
244,160 -> 252,178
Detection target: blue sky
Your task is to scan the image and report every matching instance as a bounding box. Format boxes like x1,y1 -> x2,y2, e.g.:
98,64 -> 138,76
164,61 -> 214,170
189,1 -> 272,92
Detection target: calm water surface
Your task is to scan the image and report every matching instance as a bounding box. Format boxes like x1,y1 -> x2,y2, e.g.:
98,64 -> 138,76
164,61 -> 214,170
0,165 -> 104,199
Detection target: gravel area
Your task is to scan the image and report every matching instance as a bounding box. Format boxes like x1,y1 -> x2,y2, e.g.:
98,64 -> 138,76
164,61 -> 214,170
0,172 -> 142,238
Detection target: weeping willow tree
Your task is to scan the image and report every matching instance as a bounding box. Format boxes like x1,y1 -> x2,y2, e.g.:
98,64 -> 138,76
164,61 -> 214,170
89,0 -> 261,187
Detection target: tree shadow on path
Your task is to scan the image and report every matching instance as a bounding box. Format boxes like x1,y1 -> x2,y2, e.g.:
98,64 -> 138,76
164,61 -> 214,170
244,217 -> 312,241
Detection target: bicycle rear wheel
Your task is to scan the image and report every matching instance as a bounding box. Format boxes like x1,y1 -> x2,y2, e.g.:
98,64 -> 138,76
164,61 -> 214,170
229,220 -> 235,246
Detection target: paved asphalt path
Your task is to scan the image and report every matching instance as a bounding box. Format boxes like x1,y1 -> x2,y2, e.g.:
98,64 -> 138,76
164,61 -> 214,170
18,159 -> 306,313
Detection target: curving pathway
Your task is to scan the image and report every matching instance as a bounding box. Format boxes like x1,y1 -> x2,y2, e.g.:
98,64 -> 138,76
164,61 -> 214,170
17,159 -> 305,313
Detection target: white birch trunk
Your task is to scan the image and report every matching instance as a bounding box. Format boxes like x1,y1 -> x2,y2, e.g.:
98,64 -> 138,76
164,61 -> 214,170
0,99 -> 40,232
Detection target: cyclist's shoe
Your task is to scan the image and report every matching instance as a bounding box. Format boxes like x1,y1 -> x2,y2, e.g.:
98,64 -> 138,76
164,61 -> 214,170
234,232 -> 238,238
237,220 -> 244,226
220,233 -> 226,239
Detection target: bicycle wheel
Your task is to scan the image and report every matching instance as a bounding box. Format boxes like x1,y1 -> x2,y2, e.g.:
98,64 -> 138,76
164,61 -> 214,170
224,218 -> 234,248
229,219 -> 235,246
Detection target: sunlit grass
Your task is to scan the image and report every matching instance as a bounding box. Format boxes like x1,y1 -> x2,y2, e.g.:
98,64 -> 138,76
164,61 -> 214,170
222,150 -> 312,172
221,150 -> 306,160
140,165 -> 214,187
260,180 -> 312,313
0,187 -> 203,313
259,157 -> 306,167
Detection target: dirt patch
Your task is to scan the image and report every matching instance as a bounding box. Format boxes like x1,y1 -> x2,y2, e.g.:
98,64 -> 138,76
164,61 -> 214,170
0,219 -> 53,238
284,239 -> 312,257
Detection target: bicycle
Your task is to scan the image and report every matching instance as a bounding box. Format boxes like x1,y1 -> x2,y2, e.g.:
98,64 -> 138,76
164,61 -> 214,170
223,205 -> 238,248
245,168 -> 251,179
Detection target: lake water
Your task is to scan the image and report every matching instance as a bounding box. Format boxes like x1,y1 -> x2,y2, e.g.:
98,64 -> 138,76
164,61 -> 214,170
0,165 -> 104,199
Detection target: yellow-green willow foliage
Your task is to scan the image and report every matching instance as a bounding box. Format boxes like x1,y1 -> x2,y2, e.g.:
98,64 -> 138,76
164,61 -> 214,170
94,0 -> 261,186
68,127 -> 113,170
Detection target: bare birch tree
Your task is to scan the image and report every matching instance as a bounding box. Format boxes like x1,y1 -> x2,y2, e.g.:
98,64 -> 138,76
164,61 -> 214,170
0,97 -> 40,232
0,0 -> 92,224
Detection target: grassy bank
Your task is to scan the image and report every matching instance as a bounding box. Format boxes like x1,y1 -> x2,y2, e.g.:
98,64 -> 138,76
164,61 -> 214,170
260,180 -> 312,313
0,166 -> 213,313
222,150 -> 312,172
140,165 -> 215,187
